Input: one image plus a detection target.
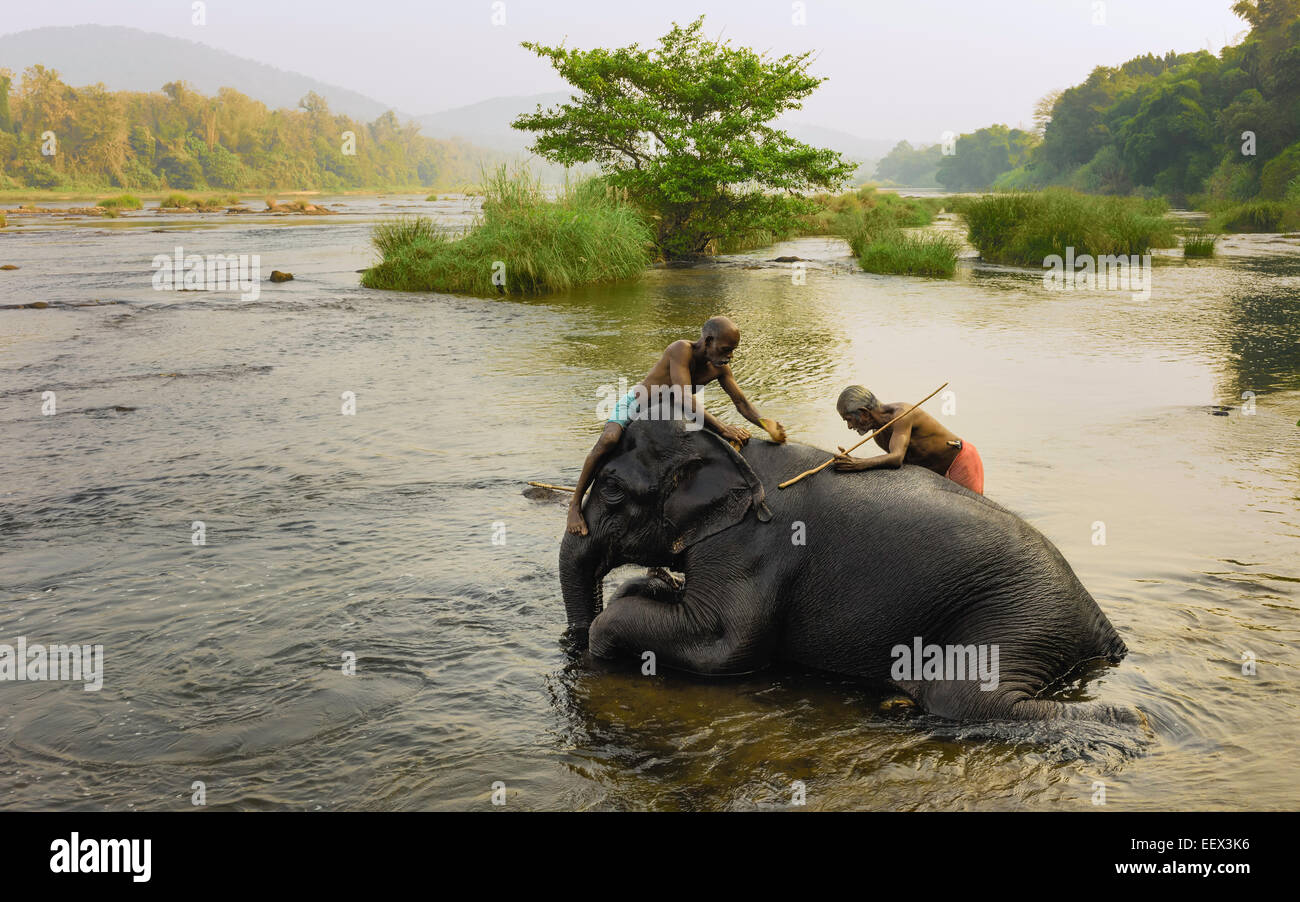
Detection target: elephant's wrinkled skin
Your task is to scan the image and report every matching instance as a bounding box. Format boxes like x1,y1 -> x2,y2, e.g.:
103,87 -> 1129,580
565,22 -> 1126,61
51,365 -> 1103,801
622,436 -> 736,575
559,415 -> 1136,723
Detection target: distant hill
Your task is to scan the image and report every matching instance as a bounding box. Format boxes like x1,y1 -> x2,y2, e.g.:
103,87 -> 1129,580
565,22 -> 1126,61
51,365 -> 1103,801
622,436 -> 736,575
0,27 -> 901,186
416,92 -> 573,155
0,25 -> 409,122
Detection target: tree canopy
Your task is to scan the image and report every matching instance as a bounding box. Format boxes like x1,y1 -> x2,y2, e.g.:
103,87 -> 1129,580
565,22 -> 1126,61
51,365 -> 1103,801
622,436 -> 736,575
0,66 -> 488,192
512,17 -> 856,256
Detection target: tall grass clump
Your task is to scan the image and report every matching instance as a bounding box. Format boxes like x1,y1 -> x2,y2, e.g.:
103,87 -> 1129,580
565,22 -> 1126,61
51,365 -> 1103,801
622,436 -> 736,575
98,194 -> 142,210
1209,200 -> 1288,232
1182,230 -> 1219,258
801,186 -> 941,236
955,189 -> 1176,265
372,216 -> 443,258
855,230 -> 961,277
362,167 -> 654,296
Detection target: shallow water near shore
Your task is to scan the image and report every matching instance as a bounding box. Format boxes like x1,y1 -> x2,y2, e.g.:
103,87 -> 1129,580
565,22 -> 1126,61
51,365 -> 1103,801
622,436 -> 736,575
1,195 -> 1297,810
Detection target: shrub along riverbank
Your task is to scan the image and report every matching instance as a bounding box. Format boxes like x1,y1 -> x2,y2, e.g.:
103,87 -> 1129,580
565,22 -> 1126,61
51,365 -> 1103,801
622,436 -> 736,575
824,188 -> 959,276
955,189 -> 1177,265
361,178 -> 1257,296
1206,199 -> 1300,233
361,168 -> 653,296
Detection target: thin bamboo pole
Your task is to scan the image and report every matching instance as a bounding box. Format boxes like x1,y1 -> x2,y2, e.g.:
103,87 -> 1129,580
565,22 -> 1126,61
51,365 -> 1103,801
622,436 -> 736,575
527,481 -> 576,493
777,382 -> 949,490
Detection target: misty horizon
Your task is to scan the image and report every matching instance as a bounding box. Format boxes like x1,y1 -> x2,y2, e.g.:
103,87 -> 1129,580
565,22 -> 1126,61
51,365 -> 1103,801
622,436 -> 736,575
0,0 -> 1249,145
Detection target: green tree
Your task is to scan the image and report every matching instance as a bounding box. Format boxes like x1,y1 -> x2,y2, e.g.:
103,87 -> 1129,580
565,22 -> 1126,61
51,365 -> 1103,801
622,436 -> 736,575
512,16 -> 856,256
0,71 -> 12,132
936,125 -> 1038,191
874,140 -> 943,186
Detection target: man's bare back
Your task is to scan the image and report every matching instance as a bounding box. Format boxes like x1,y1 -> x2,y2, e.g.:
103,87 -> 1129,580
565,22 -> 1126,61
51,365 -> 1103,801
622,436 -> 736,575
640,339 -> 724,398
565,316 -> 786,536
832,384 -> 985,494
862,404 -> 961,473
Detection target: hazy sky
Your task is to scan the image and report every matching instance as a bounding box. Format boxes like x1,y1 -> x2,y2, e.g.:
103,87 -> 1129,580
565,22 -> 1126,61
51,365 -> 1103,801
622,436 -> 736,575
4,0 -> 1249,141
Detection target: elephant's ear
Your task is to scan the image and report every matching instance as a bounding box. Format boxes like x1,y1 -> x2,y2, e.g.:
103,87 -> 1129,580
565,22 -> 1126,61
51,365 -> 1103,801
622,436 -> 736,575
662,431 -> 772,554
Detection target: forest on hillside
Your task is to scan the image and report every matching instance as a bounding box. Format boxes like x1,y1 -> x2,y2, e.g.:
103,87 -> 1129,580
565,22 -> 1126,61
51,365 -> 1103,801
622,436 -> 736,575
875,0 -> 1300,206
0,65 -> 491,192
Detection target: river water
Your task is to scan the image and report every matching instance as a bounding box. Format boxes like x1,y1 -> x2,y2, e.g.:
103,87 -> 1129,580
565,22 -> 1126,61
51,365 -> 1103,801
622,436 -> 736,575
1,195 -> 1297,810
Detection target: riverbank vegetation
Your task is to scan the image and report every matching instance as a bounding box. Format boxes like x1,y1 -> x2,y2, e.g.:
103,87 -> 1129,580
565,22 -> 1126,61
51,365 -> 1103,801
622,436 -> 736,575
854,230 -> 962,277
0,67 -> 489,192
832,191 -> 960,276
801,186 -> 943,234
956,190 -> 1177,265
870,0 -> 1300,228
96,193 -> 141,210
1208,199 -> 1297,231
361,167 -> 653,296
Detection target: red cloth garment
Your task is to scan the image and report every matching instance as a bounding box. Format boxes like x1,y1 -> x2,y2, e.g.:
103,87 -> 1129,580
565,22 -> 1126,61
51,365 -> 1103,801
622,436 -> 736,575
945,440 -> 984,495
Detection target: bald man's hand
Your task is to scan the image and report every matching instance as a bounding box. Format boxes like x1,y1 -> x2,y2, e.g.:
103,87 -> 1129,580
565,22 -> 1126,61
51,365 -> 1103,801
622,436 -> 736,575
759,418 -> 787,443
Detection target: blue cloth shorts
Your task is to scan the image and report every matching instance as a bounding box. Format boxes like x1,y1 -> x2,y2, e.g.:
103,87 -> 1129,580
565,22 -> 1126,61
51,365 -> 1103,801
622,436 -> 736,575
607,388 -> 641,427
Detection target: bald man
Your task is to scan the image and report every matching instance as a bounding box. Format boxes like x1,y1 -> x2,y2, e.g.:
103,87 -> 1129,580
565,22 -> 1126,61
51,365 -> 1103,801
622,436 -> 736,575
832,385 -> 984,494
566,316 -> 787,536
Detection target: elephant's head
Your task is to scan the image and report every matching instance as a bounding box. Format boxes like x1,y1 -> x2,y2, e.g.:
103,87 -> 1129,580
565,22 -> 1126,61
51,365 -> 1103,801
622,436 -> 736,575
559,413 -> 772,636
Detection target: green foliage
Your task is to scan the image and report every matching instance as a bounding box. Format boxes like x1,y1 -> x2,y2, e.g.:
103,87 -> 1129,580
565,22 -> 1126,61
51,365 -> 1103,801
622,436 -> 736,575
826,189 -> 957,276
873,141 -> 943,187
799,186 -> 941,237
0,66 -> 489,191
97,193 -> 142,209
1209,199 -> 1288,230
991,165 -> 1045,191
18,158 -> 63,189
855,230 -> 961,277
0,74 -> 11,132
511,17 -> 856,258
961,3 -> 1300,204
1182,230 -> 1220,256
1070,145 -> 1133,195
372,215 -> 442,258
1260,140 -> 1300,198
955,189 -> 1177,264
936,125 -> 1039,191
362,167 -> 654,296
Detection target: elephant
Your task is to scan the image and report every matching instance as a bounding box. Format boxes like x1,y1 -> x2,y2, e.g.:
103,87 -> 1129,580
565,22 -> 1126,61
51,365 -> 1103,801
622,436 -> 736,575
558,412 -> 1140,724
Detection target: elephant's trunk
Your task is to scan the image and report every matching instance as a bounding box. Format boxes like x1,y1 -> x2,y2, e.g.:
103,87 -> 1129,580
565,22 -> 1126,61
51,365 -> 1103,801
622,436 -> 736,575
560,531 -> 606,640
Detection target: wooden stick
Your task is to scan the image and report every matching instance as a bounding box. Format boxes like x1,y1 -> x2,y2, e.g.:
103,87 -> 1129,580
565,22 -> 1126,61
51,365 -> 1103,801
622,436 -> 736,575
527,481 -> 576,493
777,382 -> 949,490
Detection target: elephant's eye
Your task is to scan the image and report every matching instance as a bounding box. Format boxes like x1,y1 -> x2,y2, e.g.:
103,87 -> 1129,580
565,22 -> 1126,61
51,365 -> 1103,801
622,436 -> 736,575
599,480 -> 626,504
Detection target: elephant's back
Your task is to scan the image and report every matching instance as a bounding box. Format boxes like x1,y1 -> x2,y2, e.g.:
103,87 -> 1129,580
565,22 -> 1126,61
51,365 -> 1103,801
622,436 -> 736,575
742,440 -> 1007,530
738,440 -> 1125,680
